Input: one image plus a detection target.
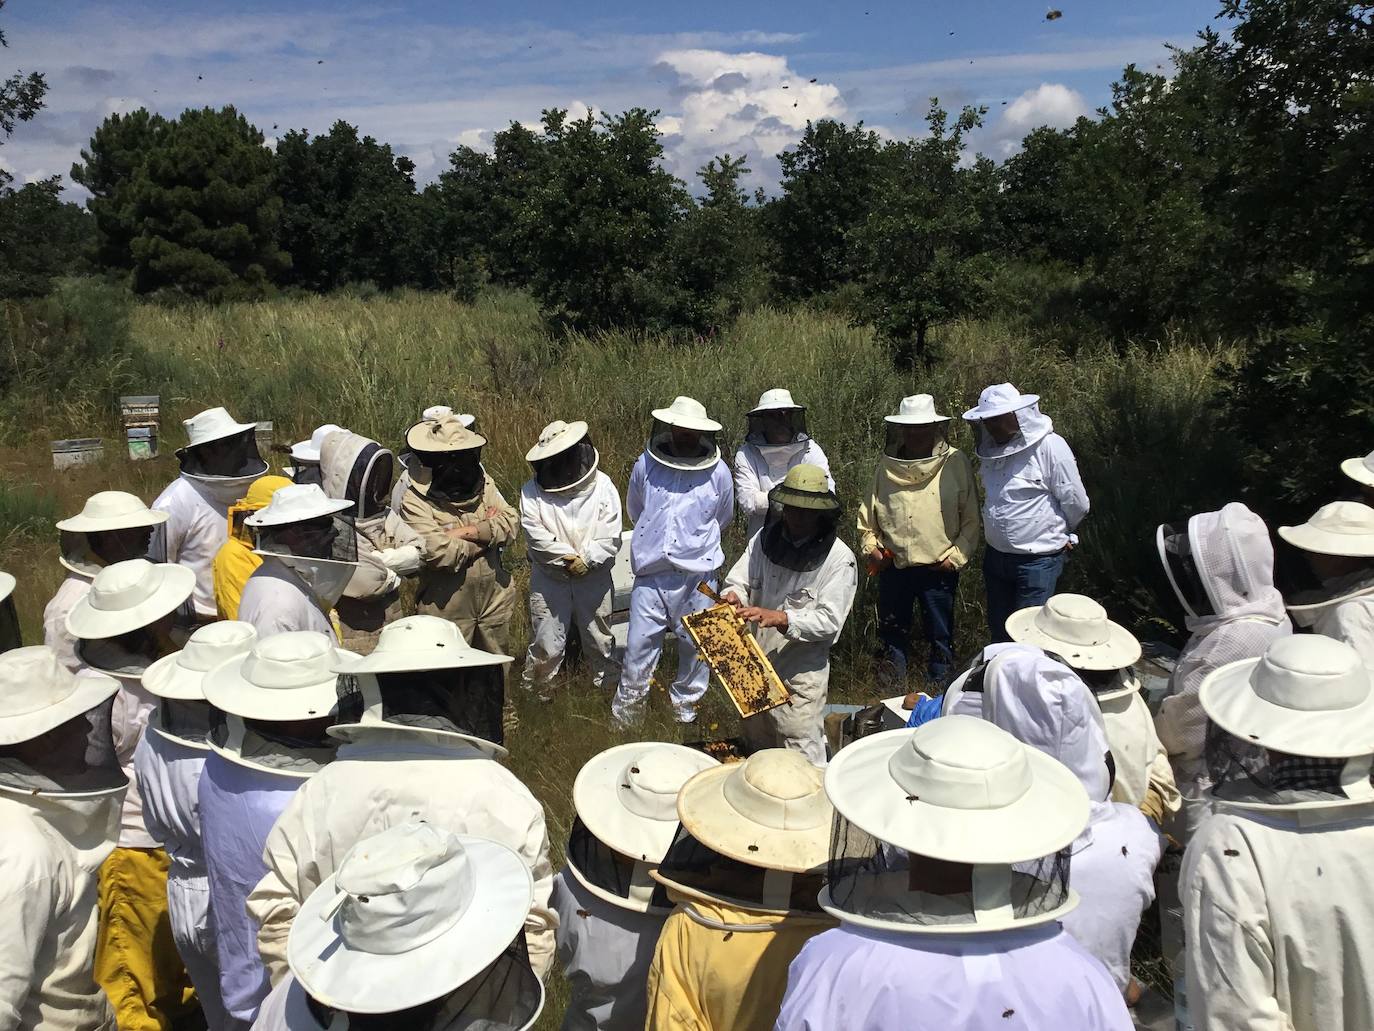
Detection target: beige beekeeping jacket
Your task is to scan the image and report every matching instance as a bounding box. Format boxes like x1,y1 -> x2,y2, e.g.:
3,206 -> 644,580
857,445 -> 980,569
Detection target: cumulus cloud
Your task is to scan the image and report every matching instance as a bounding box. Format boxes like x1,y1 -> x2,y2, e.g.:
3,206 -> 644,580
982,82 -> 1091,157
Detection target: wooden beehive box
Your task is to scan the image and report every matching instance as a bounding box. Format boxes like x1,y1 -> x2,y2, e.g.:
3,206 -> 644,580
682,603 -> 791,718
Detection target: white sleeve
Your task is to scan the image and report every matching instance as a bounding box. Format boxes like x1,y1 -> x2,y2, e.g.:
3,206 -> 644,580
519,486 -> 575,566
626,459 -> 646,525
582,480 -> 623,569
0,849 -> 54,1030
721,544 -> 754,605
250,792 -> 321,986
151,482 -> 185,564
715,462 -> 735,535
1044,435 -> 1089,532
733,450 -> 769,520
807,441 -> 835,492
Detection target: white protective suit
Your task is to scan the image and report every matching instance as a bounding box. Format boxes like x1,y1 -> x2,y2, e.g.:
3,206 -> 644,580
1156,504 -> 1292,840
237,557 -> 336,641
733,441 -> 832,540
247,730 -> 557,983
981,647 -> 1163,991
154,474 -> 261,620
1095,671 -> 1181,823
1289,570 -> 1374,679
133,725 -> 226,1030
551,870 -> 666,1031
1183,799 -> 1374,1030
0,786 -> 122,1030
519,471 -> 623,690
73,663 -> 160,850
722,533 -> 857,765
43,573 -> 92,674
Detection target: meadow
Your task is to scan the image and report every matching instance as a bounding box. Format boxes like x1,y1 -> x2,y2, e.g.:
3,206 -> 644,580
0,284 -> 1237,1023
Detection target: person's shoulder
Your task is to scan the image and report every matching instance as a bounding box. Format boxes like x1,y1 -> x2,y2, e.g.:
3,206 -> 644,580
0,806 -> 65,886
828,536 -> 858,567
152,476 -> 190,508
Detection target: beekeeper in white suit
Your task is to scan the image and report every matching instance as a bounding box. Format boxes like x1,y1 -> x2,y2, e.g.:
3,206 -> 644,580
553,742 -> 717,1031
1155,502 -> 1292,841
776,716 -> 1132,1030
252,822 -> 545,1031
1279,501 -> 1374,675
0,647 -> 125,1029
1183,634 -> 1374,1030
733,389 -> 832,539
721,464 -> 856,764
520,420 -> 623,698
248,616 -> 557,983
238,484 -> 358,640
613,396 -> 734,726
978,644 -> 1163,999
155,407 -> 270,621
134,620 -> 258,1031
1007,593 -> 1181,826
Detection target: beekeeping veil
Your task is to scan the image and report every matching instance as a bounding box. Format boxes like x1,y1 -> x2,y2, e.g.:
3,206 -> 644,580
760,464 -> 842,573
247,483 -> 359,609
56,492 -> 169,579
66,560 -> 197,676
647,396 -> 722,473
1157,503 -> 1289,632
176,407 -> 269,488
330,616 -> 513,749
566,742 -> 719,914
652,749 -> 833,915
406,417 -> 488,505
745,388 -> 811,460
142,620 -> 258,750
1202,635 -> 1374,811
320,430 -> 396,521
822,716 -> 1089,933
882,394 -> 952,461
961,383 -> 1053,462
525,421 -> 599,494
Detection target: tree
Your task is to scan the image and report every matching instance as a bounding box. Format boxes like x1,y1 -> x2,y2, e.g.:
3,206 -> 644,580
0,178 -> 91,297
0,0 -> 44,145
849,102 -> 996,367
70,109 -> 171,272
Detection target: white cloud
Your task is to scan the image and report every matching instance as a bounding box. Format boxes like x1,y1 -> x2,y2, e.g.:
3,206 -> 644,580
982,82 -> 1091,157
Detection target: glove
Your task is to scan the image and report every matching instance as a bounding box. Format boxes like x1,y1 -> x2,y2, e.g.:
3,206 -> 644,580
379,545 -> 422,577
565,555 -> 590,577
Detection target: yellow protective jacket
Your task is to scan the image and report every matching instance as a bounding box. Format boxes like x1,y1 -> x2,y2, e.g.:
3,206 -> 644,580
857,445 -> 980,569
211,476 -> 292,621
644,891 -> 834,1031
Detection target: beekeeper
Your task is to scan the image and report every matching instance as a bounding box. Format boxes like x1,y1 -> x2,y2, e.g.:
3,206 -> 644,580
65,558 -> 199,1030
1279,501 -> 1374,675
400,415 -> 520,657
961,383 -> 1089,641
858,394 -> 979,687
391,405 -> 478,512
1155,502 -> 1291,840
520,420 -> 623,698
44,490 -> 169,672
212,475 -> 293,620
1183,635 -> 1374,1031
318,429 -> 422,654
721,464 -> 856,764
776,716 -> 1131,1030
553,742 -> 718,1031
134,620 -> 258,1031
1341,449 -> 1374,505
978,645 -> 1163,998
285,424 -> 344,485
613,396 -> 734,726
252,822 -> 544,1031
733,389 -> 832,539
154,407 -> 270,621
248,616 -> 556,981
1007,593 -> 1181,825
0,647 -> 126,1029
198,631 -> 358,1029
238,483 -> 358,639
645,749 -> 836,1030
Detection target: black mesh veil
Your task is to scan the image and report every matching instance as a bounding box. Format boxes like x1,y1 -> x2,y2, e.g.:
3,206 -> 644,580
883,424 -> 950,461
336,668 -> 506,746
532,439 -> 598,493
179,428 -> 268,479
0,695 -> 126,796
759,484 -> 841,573
1204,721 -> 1371,808
61,524 -> 165,578
653,824 -> 825,913
0,595 -> 20,653
648,421 -> 720,472
254,514 -> 359,565
417,450 -> 485,505
154,698 -> 217,747
566,817 -> 663,912
745,408 -> 809,448
208,709 -> 338,775
76,611 -> 196,677
1157,520 -> 1215,620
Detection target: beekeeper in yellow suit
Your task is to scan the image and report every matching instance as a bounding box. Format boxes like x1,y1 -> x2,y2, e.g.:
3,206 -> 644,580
212,474 -> 291,620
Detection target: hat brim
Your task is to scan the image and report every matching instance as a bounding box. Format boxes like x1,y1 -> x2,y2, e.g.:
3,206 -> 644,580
203,648 -> 360,721
769,485 -> 841,512
288,836 -> 534,1014
825,728 -> 1089,865
1342,457 -> 1374,488
287,445 -> 321,463
244,495 -> 354,528
960,394 -> 1039,421
525,421 -> 590,463
676,764 -> 832,873
175,418 -> 258,457
1004,608 -> 1142,671
65,564 -> 196,641
818,881 -> 1079,936
1199,657 -> 1374,758
573,742 -> 719,863
326,721 -> 508,758
142,651 -> 211,701
333,647 -> 513,676
1278,523 -> 1374,558
747,402 -> 804,417
650,407 -> 722,433
56,508 -> 170,534
0,669 -> 119,746
405,423 -> 489,454
883,413 -> 951,425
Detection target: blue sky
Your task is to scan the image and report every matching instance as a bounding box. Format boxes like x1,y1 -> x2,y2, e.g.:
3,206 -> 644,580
1,0 -> 1225,199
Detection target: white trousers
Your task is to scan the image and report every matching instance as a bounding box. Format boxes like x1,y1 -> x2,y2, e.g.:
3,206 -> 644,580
613,571 -> 714,723
523,563 -> 620,690
169,870 -> 229,1031
741,665 -> 830,766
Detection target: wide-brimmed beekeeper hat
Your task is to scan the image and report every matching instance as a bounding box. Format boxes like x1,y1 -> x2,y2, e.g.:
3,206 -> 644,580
243,483 -> 353,529
142,621 -> 258,701
65,559 -> 196,641
650,396 -> 722,433
176,406 -> 258,456
885,394 -> 951,425
768,463 -> 841,512
525,420 -> 589,463
1279,501 -> 1374,558
57,492 -> 168,536
0,646 -> 119,746
961,383 -> 1040,421
406,415 -> 488,456
289,424 -> 347,465
289,822 -> 541,1021
1342,450 -> 1374,489
203,631 -> 358,722
1005,594 -> 1142,672
748,388 -> 803,416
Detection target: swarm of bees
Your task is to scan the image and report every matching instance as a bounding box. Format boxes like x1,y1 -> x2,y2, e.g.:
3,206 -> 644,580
683,604 -> 791,718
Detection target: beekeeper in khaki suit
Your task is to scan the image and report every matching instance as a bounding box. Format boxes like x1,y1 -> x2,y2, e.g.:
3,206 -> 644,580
399,415 -> 519,656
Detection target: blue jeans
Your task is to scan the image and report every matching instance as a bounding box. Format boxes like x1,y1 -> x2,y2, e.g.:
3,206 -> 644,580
983,546 -> 1067,643
877,564 -> 959,683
